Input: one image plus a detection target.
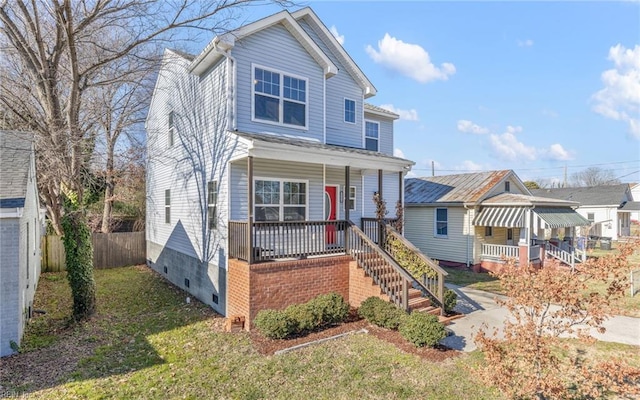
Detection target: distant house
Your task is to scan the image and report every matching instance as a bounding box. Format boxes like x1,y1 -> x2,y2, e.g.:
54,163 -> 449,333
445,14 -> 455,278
532,184 -> 639,240
628,183 -> 640,223
145,7 -> 447,328
405,170 -> 590,272
0,130 -> 43,357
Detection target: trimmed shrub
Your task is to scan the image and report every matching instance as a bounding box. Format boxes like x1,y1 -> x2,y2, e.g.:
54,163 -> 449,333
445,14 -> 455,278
308,292 -> 350,326
285,303 -> 319,333
443,288 -> 458,315
399,312 -> 446,347
358,297 -> 407,330
253,310 -> 296,339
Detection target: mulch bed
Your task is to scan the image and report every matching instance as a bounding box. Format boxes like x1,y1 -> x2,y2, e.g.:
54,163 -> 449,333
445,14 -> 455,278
248,310 -> 461,362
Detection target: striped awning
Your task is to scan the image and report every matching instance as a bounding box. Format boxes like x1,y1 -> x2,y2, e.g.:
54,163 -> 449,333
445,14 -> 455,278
533,207 -> 591,228
473,207 -> 526,228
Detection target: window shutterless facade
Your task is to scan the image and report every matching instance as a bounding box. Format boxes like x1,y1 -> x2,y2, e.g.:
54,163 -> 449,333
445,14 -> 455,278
435,208 -> 448,237
208,181 -> 218,229
364,120 -> 379,151
344,98 -> 355,123
348,186 -> 356,210
253,65 -> 308,128
254,178 -> 307,221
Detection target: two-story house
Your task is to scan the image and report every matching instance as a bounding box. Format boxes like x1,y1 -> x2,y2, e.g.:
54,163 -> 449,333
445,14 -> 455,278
145,8 -> 447,328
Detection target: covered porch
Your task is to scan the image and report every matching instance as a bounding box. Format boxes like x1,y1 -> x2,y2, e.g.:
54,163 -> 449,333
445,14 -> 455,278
473,194 -> 591,270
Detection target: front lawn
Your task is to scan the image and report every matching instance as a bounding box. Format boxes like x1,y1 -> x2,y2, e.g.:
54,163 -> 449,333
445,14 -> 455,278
0,266 -> 501,399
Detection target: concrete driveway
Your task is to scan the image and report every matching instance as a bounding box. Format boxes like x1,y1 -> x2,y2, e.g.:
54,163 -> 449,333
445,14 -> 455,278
440,284 -> 640,352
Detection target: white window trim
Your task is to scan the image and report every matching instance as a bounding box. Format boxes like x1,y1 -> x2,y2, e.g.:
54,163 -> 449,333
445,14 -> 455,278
434,207 -> 448,238
251,63 -> 309,130
208,181 -> 218,230
254,177 -> 309,221
168,111 -> 175,148
364,119 -> 379,152
344,97 -> 356,124
348,185 -> 356,211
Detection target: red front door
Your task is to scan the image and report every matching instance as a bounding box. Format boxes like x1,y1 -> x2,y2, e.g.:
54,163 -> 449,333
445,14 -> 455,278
325,186 -> 337,244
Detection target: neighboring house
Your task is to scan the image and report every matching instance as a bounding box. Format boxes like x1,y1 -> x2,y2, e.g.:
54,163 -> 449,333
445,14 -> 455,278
628,183 -> 640,223
145,8 -> 445,328
532,184 -> 639,240
405,170 -> 590,273
0,130 -> 43,357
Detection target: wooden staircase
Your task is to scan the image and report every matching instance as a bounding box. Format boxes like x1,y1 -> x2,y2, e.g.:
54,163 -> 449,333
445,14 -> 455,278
347,221 -> 453,322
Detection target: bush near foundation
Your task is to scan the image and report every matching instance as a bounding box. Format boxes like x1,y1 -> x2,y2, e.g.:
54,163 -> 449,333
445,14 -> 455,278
399,312 -> 446,348
357,296 -> 407,329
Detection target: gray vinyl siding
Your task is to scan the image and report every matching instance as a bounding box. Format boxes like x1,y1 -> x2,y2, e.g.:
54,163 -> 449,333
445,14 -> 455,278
362,114 -> 394,156
362,172 -> 401,218
230,159 -> 324,221
404,206 -> 472,265
233,24 -> 324,140
296,19 -> 364,148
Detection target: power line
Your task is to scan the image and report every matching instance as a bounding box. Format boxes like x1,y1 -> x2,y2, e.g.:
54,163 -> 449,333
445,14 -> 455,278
412,159 -> 640,173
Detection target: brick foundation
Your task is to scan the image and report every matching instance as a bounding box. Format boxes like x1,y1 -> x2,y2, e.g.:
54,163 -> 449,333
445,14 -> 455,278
348,260 -> 390,307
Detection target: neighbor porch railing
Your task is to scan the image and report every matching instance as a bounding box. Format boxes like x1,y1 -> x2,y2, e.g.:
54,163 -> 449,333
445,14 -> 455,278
481,243 -> 520,260
545,241 -> 584,270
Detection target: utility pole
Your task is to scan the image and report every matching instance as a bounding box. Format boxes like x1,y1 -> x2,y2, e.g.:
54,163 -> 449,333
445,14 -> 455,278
563,165 -> 567,188
431,161 -> 435,177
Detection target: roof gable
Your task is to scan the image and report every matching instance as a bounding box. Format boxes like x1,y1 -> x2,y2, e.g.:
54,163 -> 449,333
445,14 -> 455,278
405,170 -> 521,205
190,10 -> 337,77
291,7 -> 377,98
0,130 -> 33,205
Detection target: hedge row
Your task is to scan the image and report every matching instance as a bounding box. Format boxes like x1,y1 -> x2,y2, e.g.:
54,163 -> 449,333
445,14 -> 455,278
254,292 -> 349,339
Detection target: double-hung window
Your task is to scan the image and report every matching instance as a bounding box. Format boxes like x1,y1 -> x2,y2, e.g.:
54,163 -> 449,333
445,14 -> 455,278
344,99 -> 355,123
165,189 -> 171,224
365,121 -> 379,151
168,111 -> 175,147
255,179 -> 307,221
253,66 -> 307,128
348,186 -> 356,210
208,181 -> 218,229
435,208 -> 448,237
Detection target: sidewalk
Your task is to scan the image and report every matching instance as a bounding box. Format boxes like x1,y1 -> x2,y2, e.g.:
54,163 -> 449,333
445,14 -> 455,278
440,284 -> 640,352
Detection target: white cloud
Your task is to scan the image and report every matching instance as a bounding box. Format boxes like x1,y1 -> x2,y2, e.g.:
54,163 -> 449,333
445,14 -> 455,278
329,25 -> 344,45
517,39 -> 534,47
394,148 -> 406,158
591,44 -> 640,139
365,33 -> 455,83
544,143 -> 574,161
489,127 -> 536,161
456,160 -> 485,172
380,104 -> 419,121
457,119 -> 489,134
541,109 -> 559,118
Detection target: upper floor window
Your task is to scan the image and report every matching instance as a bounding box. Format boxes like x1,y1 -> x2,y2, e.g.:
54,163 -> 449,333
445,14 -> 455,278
253,66 -> 307,128
435,208 -> 448,237
255,179 -> 307,221
168,111 -> 175,147
505,181 -> 510,192
208,181 -> 218,230
365,121 -> 379,151
165,189 -> 171,224
344,99 -> 356,123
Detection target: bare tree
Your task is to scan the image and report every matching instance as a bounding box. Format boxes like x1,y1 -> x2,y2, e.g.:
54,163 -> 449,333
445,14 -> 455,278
0,0 -> 291,235
570,166 -> 620,187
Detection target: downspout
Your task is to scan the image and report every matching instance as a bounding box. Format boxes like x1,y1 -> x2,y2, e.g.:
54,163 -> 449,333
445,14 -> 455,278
464,204 -> 473,269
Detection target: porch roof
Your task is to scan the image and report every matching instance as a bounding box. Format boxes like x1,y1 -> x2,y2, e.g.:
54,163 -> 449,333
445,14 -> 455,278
234,131 -> 414,172
532,207 -> 591,228
473,206 -> 526,228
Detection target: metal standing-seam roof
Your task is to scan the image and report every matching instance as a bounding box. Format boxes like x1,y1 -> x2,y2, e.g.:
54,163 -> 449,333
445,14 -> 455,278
0,130 -> 33,208
405,170 -> 512,204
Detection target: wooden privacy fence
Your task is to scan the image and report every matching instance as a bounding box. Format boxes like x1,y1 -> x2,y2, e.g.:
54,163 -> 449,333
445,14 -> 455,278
42,232 -> 146,272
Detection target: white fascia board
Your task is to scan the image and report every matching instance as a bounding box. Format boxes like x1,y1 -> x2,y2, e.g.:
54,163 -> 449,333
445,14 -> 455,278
292,8 -> 377,97
246,140 -> 413,172
364,108 -> 399,120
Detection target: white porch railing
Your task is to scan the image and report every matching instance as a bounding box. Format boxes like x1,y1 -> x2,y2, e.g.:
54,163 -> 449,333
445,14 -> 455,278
544,242 -> 583,270
481,243 -> 519,261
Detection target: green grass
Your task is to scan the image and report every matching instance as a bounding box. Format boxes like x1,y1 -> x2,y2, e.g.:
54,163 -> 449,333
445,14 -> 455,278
2,266 -> 502,399
442,266 -> 504,294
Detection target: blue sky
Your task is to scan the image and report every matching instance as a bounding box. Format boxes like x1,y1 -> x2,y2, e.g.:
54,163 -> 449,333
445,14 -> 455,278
230,1 -> 640,184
